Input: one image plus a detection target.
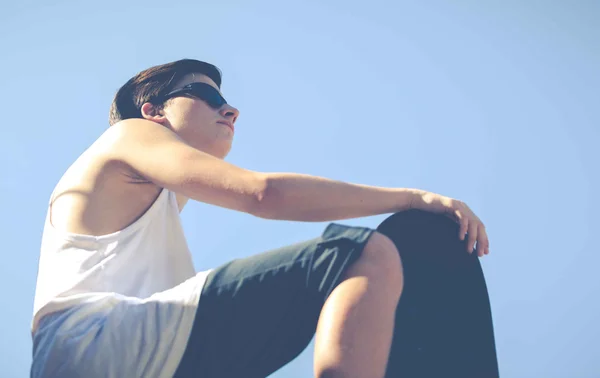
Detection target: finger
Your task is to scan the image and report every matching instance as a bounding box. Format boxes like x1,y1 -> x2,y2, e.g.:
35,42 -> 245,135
478,223 -> 490,256
475,223 -> 483,257
457,211 -> 468,240
467,220 -> 478,254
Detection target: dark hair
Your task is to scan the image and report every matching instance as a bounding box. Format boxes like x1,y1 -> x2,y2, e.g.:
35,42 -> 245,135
108,59 -> 222,126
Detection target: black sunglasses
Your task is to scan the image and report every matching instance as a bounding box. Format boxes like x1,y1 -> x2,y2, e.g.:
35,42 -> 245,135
160,82 -> 227,109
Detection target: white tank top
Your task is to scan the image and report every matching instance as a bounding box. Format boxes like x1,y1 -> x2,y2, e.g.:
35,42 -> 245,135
32,187 -> 204,333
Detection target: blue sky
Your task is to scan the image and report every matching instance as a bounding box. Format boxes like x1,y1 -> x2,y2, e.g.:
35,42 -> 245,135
1,0 -> 598,376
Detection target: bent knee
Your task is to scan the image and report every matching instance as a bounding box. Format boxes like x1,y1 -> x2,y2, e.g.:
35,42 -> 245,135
360,231 -> 404,288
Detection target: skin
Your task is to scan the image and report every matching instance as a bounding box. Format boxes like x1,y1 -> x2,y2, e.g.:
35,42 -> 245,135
49,73 -> 239,236
143,73 -> 239,159
50,72 -> 488,258
48,71 -> 489,377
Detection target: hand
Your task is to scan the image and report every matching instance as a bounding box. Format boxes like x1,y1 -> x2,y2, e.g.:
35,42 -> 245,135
411,190 -> 490,257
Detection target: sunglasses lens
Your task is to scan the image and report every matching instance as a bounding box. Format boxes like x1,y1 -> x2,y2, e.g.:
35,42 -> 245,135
191,84 -> 226,109
162,83 -> 228,109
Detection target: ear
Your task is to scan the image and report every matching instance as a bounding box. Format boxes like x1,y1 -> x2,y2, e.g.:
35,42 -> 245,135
140,102 -> 166,122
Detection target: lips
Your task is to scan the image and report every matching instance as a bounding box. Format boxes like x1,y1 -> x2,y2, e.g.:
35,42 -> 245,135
217,120 -> 234,132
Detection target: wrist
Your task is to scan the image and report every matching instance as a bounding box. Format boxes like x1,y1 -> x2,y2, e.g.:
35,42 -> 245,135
395,188 -> 424,212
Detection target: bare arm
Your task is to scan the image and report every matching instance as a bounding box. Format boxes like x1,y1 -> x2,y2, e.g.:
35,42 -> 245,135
107,119 -> 268,215
257,173 -> 419,221
107,119 -> 419,222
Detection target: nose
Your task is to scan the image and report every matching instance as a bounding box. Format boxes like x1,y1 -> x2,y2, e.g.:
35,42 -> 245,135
220,104 -> 239,124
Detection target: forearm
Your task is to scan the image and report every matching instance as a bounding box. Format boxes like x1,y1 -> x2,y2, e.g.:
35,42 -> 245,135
255,172 -> 422,222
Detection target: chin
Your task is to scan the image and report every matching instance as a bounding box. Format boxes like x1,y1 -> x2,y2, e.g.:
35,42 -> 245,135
208,144 -> 232,160
194,138 -> 232,158
219,140 -> 233,158
219,147 -> 232,159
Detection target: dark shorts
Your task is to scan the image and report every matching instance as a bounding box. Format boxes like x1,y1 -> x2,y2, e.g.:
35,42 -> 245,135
173,223 -> 376,378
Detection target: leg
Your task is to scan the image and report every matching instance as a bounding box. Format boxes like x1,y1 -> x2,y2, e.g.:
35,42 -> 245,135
173,223 -> 377,378
377,210 -> 499,377
313,232 -> 403,378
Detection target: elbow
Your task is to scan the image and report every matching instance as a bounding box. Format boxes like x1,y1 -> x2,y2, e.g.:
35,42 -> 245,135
249,173 -> 305,221
249,173 -> 277,220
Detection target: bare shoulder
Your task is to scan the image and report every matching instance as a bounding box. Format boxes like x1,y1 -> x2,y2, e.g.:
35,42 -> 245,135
104,118 -> 186,153
104,119 -> 190,210
100,118 -> 191,186
49,120 -> 184,237
99,119 -> 266,216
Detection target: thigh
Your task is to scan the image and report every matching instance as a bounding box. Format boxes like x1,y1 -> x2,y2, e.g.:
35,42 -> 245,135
174,223 -> 375,378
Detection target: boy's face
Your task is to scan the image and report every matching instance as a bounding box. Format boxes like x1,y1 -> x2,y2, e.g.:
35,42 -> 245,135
145,73 -> 239,159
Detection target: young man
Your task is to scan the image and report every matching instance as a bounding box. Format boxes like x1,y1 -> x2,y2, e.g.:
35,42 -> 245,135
31,59 -> 489,378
